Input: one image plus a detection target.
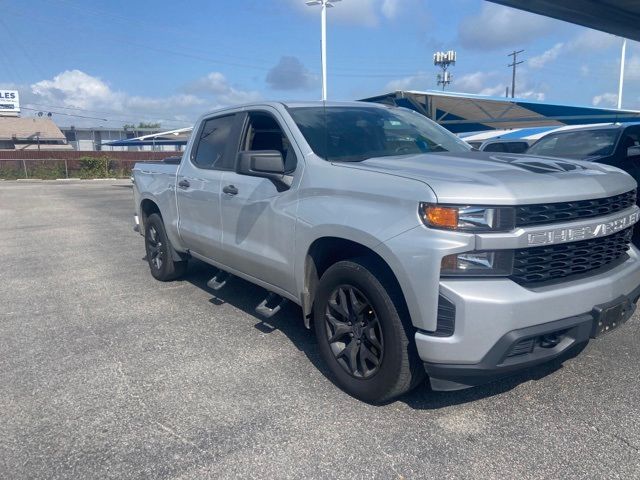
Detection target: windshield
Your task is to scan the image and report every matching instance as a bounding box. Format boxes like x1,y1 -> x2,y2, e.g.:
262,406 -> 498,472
288,106 -> 471,162
527,129 -> 620,159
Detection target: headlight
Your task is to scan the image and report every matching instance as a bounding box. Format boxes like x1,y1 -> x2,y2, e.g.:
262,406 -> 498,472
441,250 -> 514,276
419,203 -> 515,232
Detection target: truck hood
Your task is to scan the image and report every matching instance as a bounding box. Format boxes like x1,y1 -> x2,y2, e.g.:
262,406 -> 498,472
340,152 -> 636,204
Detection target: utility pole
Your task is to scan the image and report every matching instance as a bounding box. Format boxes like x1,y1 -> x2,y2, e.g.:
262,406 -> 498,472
306,0 -> 341,101
618,38 -> 627,109
508,49 -> 524,98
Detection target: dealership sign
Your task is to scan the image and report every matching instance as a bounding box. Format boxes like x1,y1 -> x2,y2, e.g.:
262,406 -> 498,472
0,90 -> 19,114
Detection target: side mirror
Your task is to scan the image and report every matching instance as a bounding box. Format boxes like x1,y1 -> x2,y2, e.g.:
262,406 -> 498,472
627,146 -> 640,158
236,150 -> 292,188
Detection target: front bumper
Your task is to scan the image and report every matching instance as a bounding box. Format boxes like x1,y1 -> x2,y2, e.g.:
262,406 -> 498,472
416,248 -> 640,391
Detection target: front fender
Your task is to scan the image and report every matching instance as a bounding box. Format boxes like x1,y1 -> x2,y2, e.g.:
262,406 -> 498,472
373,226 -> 473,331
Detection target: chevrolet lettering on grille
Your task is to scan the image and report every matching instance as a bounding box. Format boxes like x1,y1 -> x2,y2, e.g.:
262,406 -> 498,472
527,211 -> 640,246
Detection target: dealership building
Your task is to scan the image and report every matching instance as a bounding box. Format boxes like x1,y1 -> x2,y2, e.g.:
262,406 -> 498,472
0,88 -> 182,152
58,126 -> 179,152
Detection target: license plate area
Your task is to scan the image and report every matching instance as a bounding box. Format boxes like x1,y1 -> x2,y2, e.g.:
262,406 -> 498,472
591,297 -> 634,338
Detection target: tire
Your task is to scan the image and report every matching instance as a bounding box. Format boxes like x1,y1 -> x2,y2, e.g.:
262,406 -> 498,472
313,257 -> 425,403
144,213 -> 187,281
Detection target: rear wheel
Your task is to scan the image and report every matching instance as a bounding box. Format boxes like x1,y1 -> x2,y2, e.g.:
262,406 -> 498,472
313,257 -> 425,403
144,213 -> 187,281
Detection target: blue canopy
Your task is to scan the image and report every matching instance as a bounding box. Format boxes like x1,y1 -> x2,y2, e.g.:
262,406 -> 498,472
361,90 -> 640,134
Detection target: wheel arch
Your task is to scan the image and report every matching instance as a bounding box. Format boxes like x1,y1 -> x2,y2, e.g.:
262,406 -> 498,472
140,197 -> 162,228
301,236 -> 409,328
139,196 -> 186,262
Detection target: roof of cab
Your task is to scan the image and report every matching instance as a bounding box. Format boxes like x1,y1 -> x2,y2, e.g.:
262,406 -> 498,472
279,100 -> 388,109
195,100 -> 390,122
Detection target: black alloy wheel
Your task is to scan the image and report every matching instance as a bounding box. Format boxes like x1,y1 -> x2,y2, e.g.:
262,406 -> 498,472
324,285 -> 384,379
144,213 -> 187,281
146,224 -> 164,271
313,258 -> 425,403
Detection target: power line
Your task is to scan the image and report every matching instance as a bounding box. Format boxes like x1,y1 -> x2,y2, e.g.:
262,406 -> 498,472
21,106 -> 108,121
24,102 -> 188,125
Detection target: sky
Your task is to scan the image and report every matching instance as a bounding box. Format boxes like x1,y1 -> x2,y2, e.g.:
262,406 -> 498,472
1,0 -> 638,128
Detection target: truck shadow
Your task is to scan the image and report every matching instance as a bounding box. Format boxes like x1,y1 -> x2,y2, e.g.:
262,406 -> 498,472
398,345 -> 585,409
181,259 -> 586,410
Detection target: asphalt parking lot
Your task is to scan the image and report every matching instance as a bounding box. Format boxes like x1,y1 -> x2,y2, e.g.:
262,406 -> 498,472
1,180 -> 640,479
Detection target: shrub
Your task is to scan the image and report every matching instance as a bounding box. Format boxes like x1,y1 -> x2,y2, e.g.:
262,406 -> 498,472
78,156 -> 111,178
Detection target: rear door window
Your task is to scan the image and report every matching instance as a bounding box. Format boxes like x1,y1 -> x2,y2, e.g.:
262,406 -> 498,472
192,114 -> 237,170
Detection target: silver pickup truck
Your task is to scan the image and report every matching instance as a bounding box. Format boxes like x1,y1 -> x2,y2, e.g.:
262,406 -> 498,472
133,101 -> 640,403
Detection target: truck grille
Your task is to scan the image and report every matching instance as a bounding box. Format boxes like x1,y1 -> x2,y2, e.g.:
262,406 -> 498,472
516,190 -> 636,227
511,227 -> 633,284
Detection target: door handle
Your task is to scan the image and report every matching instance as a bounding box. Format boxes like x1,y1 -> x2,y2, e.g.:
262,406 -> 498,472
223,184 -> 238,196
178,179 -> 190,189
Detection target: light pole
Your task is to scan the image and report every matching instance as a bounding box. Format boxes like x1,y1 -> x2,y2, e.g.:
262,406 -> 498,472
618,38 -> 627,109
306,0 -> 340,101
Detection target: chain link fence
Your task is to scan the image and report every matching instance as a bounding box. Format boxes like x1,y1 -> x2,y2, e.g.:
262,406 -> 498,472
0,157 -> 156,180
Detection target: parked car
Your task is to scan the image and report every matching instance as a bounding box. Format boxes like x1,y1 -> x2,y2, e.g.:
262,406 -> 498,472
132,102 -> 640,403
527,123 -> 640,185
467,138 -> 531,153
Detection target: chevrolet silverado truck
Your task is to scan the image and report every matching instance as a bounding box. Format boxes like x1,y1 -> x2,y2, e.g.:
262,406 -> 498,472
132,101 -> 640,403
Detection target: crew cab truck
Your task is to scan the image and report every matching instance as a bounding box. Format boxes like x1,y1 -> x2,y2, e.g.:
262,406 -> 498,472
133,101 -> 640,403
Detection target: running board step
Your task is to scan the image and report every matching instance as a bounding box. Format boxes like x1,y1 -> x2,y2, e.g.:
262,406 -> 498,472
256,292 -> 287,319
207,270 -> 231,291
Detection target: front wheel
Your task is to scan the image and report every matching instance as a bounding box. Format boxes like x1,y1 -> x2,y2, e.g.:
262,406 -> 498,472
144,213 -> 187,281
313,258 -> 425,403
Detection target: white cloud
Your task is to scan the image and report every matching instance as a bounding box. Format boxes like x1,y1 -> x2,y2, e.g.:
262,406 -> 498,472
32,70 -> 116,110
455,71 -> 501,94
453,71 -> 545,100
384,72 -> 430,91
288,0 -> 378,26
529,31 -> 619,70
624,54 -> 640,81
529,43 -> 564,69
458,4 -> 557,51
24,69 -> 258,127
185,72 -> 261,104
286,0 -> 419,26
518,90 -> 546,101
569,29 -> 619,52
592,92 -> 618,107
384,69 -> 544,100
381,0 -> 400,20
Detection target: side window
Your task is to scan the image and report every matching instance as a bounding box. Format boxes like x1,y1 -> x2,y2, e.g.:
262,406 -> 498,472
242,112 -> 297,174
483,142 -> 507,152
506,142 -> 529,154
193,114 -> 236,170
